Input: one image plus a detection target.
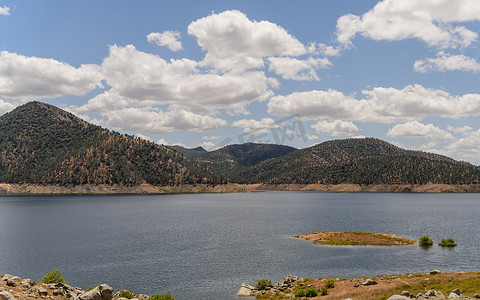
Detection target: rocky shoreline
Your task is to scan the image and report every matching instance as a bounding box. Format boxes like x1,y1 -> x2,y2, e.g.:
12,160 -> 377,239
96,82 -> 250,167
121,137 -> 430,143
237,271 -> 480,299
2,183 -> 480,195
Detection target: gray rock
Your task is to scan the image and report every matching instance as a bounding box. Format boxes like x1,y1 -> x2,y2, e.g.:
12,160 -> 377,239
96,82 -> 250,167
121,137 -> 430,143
401,291 -> 410,296
74,284 -> 112,300
20,279 -> 36,289
387,296 -> 410,300
29,286 -> 48,297
452,289 -> 463,295
473,294 -> 480,299
430,270 -> 441,275
359,278 -> 378,286
416,293 -> 424,298
0,291 -> 16,300
136,294 -> 149,300
237,282 -> 256,297
5,280 -> 16,287
426,290 -> 437,297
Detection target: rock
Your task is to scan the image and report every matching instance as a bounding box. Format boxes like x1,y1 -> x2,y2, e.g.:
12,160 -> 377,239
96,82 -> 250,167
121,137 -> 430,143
29,286 -> 48,297
5,280 -> 16,287
354,282 -> 360,287
236,283 -> 254,297
416,293 -> 424,298
136,294 -> 149,300
473,294 -> 480,299
387,296 -> 410,300
359,278 -> 377,286
75,284 -> 112,300
452,289 -> 463,295
401,291 -> 410,296
0,291 -> 16,300
426,290 -> 437,297
430,270 -> 441,275
448,293 -> 459,299
20,279 -> 36,289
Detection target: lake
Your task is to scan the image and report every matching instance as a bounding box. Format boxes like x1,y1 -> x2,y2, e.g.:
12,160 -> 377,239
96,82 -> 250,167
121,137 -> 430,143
1,191 -> 479,299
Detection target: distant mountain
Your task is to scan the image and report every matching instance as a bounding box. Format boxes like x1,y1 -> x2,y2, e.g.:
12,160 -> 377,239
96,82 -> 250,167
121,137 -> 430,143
168,145 -> 208,158
229,138 -> 480,185
0,101 -> 223,186
195,143 -> 297,176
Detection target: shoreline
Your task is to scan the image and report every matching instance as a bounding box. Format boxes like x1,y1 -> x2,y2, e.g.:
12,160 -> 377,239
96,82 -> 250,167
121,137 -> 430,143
2,183 -> 480,195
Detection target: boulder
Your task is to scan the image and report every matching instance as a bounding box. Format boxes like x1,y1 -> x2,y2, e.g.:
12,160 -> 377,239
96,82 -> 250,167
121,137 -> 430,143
0,291 -> 16,300
401,291 -> 410,297
359,278 -> 377,286
237,283 -> 255,297
430,270 -> 441,275
387,296 -> 410,300
5,280 -> 16,287
473,294 -> 480,299
426,290 -> 437,297
75,284 -> 113,300
452,289 -> 463,295
29,286 -> 48,297
20,279 -> 36,289
136,294 -> 149,300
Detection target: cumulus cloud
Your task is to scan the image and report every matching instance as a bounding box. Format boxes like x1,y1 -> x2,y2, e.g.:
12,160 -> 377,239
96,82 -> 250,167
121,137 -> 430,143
0,99 -> 16,115
199,141 -> 222,151
201,135 -> 220,140
0,51 -> 103,102
387,121 -> 454,142
268,84 -> 480,123
303,133 -> 318,140
447,125 -> 473,135
336,0 -> 480,48
268,56 -> 331,81
187,10 -> 307,72
147,31 -> 183,51
96,45 -> 273,114
443,129 -> 480,164
157,138 -> 169,145
232,118 -> 279,133
95,107 -> 226,133
414,51 -> 480,73
0,6 -> 10,15
135,133 -> 153,142
311,119 -> 359,136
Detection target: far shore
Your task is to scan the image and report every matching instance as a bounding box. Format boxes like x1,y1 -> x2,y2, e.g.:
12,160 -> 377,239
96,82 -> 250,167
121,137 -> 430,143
2,182 -> 480,195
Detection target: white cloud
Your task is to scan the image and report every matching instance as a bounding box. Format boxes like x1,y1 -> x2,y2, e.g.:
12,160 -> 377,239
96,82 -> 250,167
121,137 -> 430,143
303,133 -> 319,140
97,45 -> 273,114
232,117 -> 279,133
447,125 -> 473,135
387,121 -> 454,142
0,99 -> 16,115
199,141 -> 222,151
187,10 -> 307,72
0,6 -> 10,16
336,0 -> 480,48
95,107 -> 227,133
311,119 -> 359,136
147,31 -> 183,51
314,43 -> 341,56
201,135 -> 220,140
0,51 -> 103,102
157,138 -> 169,145
135,133 -> 153,142
268,56 -> 331,81
414,51 -> 480,73
268,84 -> 480,123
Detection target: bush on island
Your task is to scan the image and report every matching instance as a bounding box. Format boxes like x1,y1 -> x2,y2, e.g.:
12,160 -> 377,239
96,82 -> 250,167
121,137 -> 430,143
150,292 -> 175,300
40,270 -> 69,284
320,286 -> 328,295
439,238 -> 457,247
419,235 -> 433,246
325,279 -> 335,288
256,279 -> 272,290
117,290 -> 136,299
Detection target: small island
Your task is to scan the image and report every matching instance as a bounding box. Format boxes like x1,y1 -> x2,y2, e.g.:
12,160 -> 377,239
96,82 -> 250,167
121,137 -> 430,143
295,231 -> 416,246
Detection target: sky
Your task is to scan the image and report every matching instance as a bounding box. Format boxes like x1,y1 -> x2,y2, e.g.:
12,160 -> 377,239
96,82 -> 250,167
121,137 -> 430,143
1,1 -> 480,164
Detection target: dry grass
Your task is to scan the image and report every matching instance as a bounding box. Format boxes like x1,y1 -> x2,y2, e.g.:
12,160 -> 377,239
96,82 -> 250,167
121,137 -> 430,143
295,231 -> 416,246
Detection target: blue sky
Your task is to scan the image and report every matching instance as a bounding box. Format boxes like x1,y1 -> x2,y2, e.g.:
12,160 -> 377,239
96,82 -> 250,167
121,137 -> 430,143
1,1 -> 480,164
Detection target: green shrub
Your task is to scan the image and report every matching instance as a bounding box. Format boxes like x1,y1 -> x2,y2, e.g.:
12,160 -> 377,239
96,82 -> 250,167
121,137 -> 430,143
325,279 -> 335,288
419,235 -> 433,246
320,286 -> 328,295
117,289 -> 136,299
305,288 -> 318,297
295,289 -> 306,297
256,279 -> 272,290
150,292 -> 175,300
40,270 -> 69,284
87,284 -> 99,291
439,238 -> 457,247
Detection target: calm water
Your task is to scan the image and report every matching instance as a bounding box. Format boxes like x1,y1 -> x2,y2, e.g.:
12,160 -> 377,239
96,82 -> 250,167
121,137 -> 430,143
1,191 -> 479,299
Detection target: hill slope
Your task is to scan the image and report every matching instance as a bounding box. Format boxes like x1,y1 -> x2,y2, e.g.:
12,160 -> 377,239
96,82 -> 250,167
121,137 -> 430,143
196,143 -> 297,176
0,101 -> 223,186
167,145 -> 208,159
230,138 -> 480,185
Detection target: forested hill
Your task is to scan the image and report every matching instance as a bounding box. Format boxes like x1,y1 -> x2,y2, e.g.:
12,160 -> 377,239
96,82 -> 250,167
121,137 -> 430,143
0,101 -> 223,186
228,138 -> 480,185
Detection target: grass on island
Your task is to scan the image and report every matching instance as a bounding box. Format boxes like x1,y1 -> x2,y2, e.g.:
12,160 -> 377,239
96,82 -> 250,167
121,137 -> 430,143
295,231 -> 416,246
